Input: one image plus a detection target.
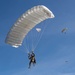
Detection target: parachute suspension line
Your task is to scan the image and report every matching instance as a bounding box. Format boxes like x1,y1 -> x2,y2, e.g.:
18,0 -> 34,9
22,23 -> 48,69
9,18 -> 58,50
22,38 -> 29,54
26,33 -> 31,53
25,39 -> 30,53
32,20 -> 48,52
33,27 -> 42,50
31,29 -> 39,51
22,34 -> 31,54
22,45 -> 29,53
26,29 -> 36,53
18,41 -> 29,54
31,29 -> 34,51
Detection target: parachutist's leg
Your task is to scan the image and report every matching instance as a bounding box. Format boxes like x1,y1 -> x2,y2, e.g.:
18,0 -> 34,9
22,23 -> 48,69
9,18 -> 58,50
34,59 -> 36,63
28,60 -> 32,68
33,62 -> 35,66
33,59 -> 36,66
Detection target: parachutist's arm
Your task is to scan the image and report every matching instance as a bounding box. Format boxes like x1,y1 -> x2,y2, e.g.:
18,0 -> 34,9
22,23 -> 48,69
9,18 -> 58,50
32,53 -> 35,56
28,53 -> 31,59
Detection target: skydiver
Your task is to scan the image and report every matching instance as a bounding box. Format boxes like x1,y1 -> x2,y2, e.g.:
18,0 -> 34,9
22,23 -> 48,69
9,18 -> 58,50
61,28 -> 68,34
28,51 -> 36,68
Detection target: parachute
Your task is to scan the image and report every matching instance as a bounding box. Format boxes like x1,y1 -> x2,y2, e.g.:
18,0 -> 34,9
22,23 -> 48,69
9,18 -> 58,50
36,28 -> 41,32
5,5 -> 55,52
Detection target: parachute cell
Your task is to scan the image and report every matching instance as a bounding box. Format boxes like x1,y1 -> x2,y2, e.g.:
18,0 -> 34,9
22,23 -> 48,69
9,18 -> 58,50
5,5 -> 55,48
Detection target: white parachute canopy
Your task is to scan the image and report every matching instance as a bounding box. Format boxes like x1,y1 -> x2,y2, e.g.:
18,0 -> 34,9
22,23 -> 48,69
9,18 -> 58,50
36,28 -> 41,32
5,5 -> 55,48
12,45 -> 19,48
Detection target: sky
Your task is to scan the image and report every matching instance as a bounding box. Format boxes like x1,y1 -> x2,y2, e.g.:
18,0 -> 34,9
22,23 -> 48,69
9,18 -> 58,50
0,0 -> 75,75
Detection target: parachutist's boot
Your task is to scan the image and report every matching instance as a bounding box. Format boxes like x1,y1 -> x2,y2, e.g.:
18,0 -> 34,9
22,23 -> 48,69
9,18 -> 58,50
28,63 -> 31,69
